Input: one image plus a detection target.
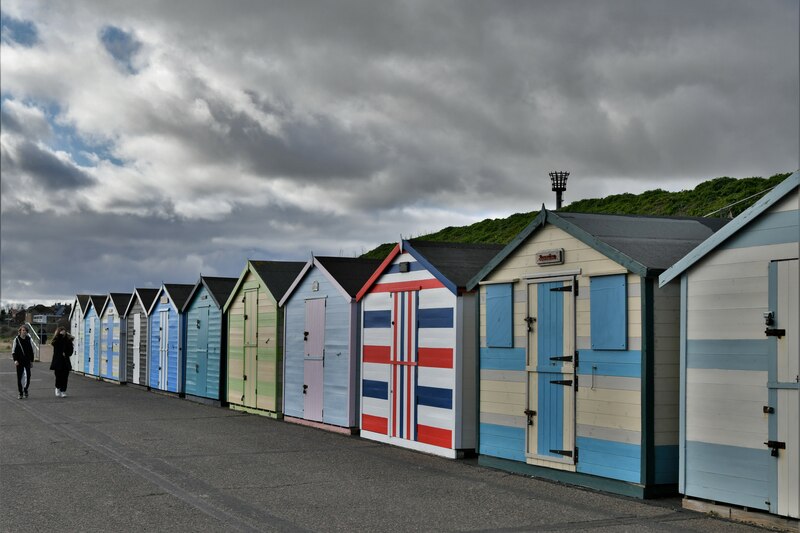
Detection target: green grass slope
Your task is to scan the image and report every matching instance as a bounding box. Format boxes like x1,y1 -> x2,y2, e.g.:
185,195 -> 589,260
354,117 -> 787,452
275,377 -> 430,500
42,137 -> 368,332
361,172 -> 792,259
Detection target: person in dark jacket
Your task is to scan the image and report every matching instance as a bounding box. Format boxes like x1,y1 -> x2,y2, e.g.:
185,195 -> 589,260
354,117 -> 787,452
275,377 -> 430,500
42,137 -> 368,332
12,325 -> 35,399
50,327 -> 74,398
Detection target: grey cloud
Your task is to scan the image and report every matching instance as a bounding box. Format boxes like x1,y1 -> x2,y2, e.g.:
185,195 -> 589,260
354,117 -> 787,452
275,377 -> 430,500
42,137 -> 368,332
9,141 -> 95,190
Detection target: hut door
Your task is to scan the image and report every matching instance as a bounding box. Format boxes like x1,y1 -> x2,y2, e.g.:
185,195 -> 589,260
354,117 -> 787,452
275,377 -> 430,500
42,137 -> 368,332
303,298 -> 326,421
93,317 -> 101,375
102,315 -> 111,377
158,309 -> 169,390
196,307 -> 210,396
768,259 -> 799,518
132,313 -> 141,385
389,290 -> 419,442
525,278 -> 576,467
86,319 -> 94,374
243,290 -> 258,408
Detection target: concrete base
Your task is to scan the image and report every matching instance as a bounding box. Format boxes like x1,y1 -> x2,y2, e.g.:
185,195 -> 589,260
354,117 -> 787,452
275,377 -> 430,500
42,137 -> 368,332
284,416 -> 357,435
229,403 -> 282,419
683,497 -> 799,532
183,393 -> 224,408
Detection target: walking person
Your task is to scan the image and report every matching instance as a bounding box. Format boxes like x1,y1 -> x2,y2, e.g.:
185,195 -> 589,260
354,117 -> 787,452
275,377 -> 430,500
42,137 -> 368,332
12,325 -> 35,399
50,327 -> 73,397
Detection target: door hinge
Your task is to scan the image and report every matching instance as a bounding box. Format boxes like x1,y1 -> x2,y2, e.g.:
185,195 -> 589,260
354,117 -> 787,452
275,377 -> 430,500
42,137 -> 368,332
549,449 -> 573,457
575,447 -> 579,462
574,351 -> 579,367
243,374 -> 247,381
550,379 -> 573,386
574,280 -> 579,297
765,328 -> 785,338
549,355 -> 573,362
550,286 -> 572,292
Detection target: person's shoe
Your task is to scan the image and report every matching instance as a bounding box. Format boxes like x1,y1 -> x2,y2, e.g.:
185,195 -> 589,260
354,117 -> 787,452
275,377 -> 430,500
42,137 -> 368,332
17,393 -> 23,399
55,388 -> 60,397
60,391 -> 67,398
23,391 -> 28,398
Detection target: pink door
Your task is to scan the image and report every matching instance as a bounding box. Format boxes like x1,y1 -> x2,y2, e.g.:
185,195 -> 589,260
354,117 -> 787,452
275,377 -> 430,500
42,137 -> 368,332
303,298 -> 326,421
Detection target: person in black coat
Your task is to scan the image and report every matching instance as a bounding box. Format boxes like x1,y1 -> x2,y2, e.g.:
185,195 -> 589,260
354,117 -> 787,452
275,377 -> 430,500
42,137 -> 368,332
50,327 -> 74,398
12,325 -> 35,399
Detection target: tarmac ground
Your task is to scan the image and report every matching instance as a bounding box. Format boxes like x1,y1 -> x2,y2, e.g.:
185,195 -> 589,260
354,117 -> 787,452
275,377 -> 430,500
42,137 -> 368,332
0,354 -> 767,532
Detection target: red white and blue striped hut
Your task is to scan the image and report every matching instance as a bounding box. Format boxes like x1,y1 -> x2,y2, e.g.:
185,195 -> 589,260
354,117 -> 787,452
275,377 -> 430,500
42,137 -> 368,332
356,240 -> 502,458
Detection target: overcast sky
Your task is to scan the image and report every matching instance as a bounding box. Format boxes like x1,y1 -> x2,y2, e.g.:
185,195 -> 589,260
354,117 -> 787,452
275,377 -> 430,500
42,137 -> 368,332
1,0 -> 798,306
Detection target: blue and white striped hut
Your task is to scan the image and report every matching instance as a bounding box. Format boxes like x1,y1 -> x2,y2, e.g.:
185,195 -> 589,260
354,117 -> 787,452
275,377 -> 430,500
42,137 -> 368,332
98,292 -> 131,382
147,284 -> 194,394
660,172 -> 799,518
468,209 -> 727,497
82,295 -> 107,377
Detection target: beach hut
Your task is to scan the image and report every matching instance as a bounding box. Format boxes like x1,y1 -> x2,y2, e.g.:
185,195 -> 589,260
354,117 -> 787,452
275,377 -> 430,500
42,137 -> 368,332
181,276 -> 238,404
659,173 -> 799,517
69,294 -> 90,374
147,284 -> 194,394
224,260 -> 305,417
468,209 -> 727,497
355,240 -> 503,458
97,292 -> 131,382
123,288 -> 159,386
279,256 -> 382,432
83,295 -> 106,377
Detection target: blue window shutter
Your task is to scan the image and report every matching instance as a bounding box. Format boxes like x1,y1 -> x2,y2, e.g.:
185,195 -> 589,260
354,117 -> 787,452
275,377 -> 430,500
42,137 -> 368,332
486,284 -> 513,348
590,275 -> 627,350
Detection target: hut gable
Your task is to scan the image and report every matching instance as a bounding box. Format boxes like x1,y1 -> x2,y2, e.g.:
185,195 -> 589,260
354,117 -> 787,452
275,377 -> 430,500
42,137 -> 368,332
86,295 -> 107,318
70,294 -> 91,321
183,276 -> 238,312
124,288 -> 159,317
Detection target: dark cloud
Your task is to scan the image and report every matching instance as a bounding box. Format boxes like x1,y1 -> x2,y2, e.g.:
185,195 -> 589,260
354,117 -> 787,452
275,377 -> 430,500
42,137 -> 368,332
8,140 -> 95,190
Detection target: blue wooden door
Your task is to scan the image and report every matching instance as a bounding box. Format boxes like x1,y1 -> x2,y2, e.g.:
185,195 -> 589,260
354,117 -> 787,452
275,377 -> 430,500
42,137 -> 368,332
103,313 -> 113,378
527,279 -> 576,465
196,306 -> 210,397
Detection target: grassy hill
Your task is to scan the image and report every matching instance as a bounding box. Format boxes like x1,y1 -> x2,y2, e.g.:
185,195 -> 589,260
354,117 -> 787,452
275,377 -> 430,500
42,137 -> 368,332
362,172 -> 793,259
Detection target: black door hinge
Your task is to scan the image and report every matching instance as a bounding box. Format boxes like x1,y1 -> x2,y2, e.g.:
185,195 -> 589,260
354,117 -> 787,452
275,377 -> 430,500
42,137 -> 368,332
551,379 -> 573,386
550,286 -> 572,292
765,328 -> 785,338
549,449 -> 573,457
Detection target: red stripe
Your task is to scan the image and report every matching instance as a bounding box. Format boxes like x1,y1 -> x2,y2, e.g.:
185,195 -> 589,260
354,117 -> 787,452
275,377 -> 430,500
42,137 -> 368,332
392,293 -> 398,437
371,279 -> 444,293
356,244 -> 401,302
416,424 -> 452,449
362,414 -> 388,435
417,347 -> 453,369
406,292 -> 412,438
363,345 -> 390,364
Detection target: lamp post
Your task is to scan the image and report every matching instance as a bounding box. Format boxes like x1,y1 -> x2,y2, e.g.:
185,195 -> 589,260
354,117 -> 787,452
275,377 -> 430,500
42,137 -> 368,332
549,171 -> 569,210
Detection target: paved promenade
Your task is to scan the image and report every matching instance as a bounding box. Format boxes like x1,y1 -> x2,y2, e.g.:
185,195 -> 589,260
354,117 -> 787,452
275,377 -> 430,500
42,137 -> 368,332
1,356 -> 762,532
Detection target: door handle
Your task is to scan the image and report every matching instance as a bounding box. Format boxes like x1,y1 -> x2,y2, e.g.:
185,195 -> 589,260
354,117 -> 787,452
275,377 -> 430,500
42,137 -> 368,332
525,316 -> 536,332
304,331 -> 309,341
303,384 -> 308,394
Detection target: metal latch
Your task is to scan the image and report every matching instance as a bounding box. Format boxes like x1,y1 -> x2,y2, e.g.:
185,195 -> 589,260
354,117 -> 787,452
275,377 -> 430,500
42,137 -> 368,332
765,328 -> 785,338
524,316 -> 536,332
763,406 -> 774,414
524,409 -> 536,425
550,379 -> 573,386
550,355 -> 573,362
303,384 -> 308,395
764,440 -> 785,457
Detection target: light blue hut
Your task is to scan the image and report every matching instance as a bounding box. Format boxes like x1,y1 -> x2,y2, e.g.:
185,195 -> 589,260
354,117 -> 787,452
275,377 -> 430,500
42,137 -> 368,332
98,292 -> 130,382
660,172 -> 799,518
147,284 -> 194,394
279,256 -> 381,432
181,276 -> 238,404
82,295 -> 106,377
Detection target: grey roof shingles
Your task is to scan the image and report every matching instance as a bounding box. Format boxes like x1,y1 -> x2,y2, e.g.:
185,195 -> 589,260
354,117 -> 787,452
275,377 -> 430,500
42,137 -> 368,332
408,240 -> 505,288
315,257 -> 383,297
136,288 -> 160,311
201,276 -> 239,308
250,261 -> 307,302
109,293 -> 132,316
164,284 -> 195,311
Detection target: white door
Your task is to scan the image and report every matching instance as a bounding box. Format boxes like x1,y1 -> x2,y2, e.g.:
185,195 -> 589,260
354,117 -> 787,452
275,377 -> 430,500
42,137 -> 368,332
132,313 -> 141,385
159,310 -> 169,390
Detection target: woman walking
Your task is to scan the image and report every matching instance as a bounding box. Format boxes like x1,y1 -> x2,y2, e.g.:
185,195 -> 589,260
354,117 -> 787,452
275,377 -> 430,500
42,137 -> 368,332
12,325 -> 35,399
50,327 -> 74,397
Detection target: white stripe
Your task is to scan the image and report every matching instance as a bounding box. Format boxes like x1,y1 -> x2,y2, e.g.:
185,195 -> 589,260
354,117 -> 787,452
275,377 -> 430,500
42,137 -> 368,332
417,287 -> 454,309
418,328 -> 456,349
375,269 -> 435,285
363,292 -> 392,311
417,405 -> 455,431
363,328 -> 391,346
362,362 -> 390,382
417,366 -> 454,389
361,396 -> 389,418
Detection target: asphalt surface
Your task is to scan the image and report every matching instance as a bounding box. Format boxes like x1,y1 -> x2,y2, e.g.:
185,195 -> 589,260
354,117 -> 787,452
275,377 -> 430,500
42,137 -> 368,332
1,356 -> 764,533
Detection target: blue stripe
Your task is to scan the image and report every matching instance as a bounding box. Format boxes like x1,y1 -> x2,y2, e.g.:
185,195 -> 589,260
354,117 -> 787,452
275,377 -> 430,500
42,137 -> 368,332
417,307 -> 453,328
719,210 -> 799,250
385,261 -> 426,274
362,379 -> 388,400
363,310 -> 391,328
416,385 -> 452,409
685,441 -> 770,511
479,423 -> 526,462
590,275 -> 627,350
399,293 -> 405,436
576,437 -> 640,483
413,293 -> 419,441
686,339 -> 768,371
576,350 -> 641,378
480,347 -> 525,371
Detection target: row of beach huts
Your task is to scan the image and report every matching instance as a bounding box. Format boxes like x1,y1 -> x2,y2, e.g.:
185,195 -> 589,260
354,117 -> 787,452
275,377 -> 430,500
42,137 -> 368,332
68,173 -> 798,520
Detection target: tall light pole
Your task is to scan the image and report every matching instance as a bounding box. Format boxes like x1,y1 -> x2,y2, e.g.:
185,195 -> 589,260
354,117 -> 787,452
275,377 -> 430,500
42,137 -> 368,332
549,171 -> 569,210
